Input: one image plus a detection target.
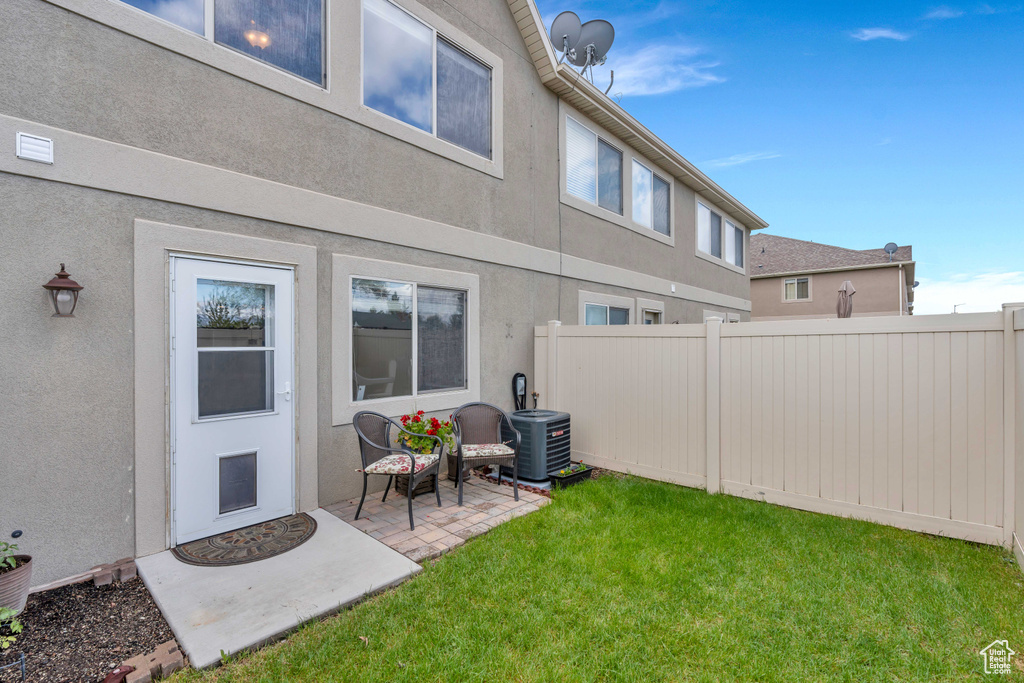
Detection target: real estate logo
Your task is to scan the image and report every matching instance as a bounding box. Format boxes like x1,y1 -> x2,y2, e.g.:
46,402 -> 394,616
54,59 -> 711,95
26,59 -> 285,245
980,640 -> 1015,674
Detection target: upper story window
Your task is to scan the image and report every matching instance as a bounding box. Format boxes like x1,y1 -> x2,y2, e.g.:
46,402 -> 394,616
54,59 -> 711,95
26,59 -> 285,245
632,160 -> 671,236
120,0 -> 325,85
362,0 -> 492,159
698,202 -> 745,270
565,117 -> 623,214
784,277 -> 810,301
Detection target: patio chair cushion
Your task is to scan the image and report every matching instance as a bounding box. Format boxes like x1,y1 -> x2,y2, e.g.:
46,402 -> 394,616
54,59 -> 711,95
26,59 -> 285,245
362,452 -> 440,475
461,443 -> 515,458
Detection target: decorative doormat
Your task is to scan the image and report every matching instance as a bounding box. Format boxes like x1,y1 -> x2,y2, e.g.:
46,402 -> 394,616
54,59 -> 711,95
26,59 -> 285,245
171,513 -> 317,567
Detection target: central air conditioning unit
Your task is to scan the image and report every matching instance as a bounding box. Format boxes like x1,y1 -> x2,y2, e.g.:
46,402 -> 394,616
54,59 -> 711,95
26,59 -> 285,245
502,409 -> 571,481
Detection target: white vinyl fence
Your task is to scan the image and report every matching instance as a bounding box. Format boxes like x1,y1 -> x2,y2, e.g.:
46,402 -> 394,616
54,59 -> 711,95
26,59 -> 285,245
535,307 -> 1024,549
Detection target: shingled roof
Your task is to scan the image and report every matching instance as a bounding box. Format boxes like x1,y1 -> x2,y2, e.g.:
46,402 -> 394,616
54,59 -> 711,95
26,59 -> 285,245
750,234 -> 913,277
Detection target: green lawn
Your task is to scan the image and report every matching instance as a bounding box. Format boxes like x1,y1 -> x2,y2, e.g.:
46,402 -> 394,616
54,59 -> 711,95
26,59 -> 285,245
177,476 -> 1024,682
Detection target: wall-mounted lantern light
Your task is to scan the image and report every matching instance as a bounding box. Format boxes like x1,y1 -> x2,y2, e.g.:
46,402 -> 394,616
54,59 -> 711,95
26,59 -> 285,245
42,264 -> 83,317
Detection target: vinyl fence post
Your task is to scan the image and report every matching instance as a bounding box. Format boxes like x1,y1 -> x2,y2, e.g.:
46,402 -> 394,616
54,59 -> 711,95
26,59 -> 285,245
547,320 -> 561,411
706,316 -> 722,494
1004,303 -> 1024,550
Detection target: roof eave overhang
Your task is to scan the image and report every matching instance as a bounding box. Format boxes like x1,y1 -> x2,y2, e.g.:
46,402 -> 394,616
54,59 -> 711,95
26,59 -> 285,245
508,0 -> 769,231
750,260 -> 917,280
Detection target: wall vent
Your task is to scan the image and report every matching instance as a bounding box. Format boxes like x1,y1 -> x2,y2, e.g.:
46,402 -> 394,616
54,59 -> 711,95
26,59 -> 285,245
16,133 -> 53,164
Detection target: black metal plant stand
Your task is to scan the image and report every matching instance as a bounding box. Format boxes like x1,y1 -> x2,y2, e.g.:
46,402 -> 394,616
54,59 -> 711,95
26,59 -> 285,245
0,652 -> 26,681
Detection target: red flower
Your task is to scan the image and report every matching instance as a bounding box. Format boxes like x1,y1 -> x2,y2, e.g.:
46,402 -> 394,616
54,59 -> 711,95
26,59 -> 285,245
417,410 -> 425,416
412,415 -> 421,423
427,428 -> 436,436
400,415 -> 409,423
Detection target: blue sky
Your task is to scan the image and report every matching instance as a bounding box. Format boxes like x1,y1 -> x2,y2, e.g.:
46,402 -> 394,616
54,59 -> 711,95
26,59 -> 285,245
537,0 -> 1024,313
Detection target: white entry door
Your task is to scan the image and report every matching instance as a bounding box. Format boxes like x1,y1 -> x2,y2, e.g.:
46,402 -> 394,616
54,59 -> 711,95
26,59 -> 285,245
171,257 -> 295,544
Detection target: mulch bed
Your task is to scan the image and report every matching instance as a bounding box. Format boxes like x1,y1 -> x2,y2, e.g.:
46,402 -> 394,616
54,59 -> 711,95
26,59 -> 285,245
0,578 -> 174,683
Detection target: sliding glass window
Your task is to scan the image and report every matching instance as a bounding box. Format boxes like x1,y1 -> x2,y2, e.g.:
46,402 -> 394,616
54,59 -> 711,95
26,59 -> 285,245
362,0 -> 492,158
120,0 -> 325,85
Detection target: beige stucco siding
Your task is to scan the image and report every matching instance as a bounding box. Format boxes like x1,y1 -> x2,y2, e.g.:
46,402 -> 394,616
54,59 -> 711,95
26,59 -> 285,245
751,267 -> 903,320
0,0 -> 754,584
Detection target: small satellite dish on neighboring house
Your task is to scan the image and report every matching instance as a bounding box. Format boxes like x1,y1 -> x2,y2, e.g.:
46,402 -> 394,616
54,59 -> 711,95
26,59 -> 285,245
550,11 -> 615,91
884,242 -> 898,262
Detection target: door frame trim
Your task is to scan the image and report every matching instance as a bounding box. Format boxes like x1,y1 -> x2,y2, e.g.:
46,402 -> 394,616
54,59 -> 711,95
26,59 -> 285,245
134,220 -> 318,558
169,255 -> 297,545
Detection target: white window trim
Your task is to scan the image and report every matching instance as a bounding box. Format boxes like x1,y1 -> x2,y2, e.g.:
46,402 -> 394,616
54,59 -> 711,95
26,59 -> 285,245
783,276 -> 813,303
359,0 -> 494,161
46,0 -> 504,178
578,290 -> 636,325
636,297 -> 665,324
559,103 -> 675,246
332,254 -> 479,425
695,199 -> 747,275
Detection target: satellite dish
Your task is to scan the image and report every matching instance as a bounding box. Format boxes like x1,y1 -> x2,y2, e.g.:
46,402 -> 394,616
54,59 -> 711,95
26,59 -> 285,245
550,11 -> 582,62
884,242 -> 898,262
549,11 -> 615,86
570,20 -> 615,67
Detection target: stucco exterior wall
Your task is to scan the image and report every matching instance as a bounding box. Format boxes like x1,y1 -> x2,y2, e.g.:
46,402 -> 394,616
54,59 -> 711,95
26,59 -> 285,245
0,0 -> 754,584
751,267 -> 903,320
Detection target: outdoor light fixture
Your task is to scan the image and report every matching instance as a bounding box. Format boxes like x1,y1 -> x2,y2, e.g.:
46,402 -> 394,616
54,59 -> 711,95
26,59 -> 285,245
42,263 -> 83,317
244,20 -> 271,49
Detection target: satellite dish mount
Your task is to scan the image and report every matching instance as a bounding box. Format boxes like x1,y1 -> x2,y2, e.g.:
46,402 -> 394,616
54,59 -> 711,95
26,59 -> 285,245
883,242 -> 898,262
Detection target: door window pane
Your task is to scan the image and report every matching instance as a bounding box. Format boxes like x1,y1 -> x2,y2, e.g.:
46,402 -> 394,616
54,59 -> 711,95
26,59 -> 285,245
632,160 -> 653,228
597,139 -> 622,214
120,0 -> 204,34
198,350 -> 274,417
215,0 -> 324,85
197,280 -> 271,347
584,303 -> 607,325
653,176 -> 670,236
219,452 -> 257,514
566,117 -> 597,203
352,279 -> 413,401
417,287 -> 467,392
609,307 -> 630,325
362,0 -> 433,132
437,38 -> 491,158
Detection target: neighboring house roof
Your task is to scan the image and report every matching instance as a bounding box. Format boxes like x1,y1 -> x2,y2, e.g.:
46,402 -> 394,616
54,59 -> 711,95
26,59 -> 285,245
507,0 -> 768,231
749,233 -> 913,277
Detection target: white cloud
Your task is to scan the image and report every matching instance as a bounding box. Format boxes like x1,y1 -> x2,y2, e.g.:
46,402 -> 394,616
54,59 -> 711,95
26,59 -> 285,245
924,6 -> 966,18
595,44 -> 724,97
850,28 -> 912,41
912,272 -> 1024,315
702,151 -> 782,168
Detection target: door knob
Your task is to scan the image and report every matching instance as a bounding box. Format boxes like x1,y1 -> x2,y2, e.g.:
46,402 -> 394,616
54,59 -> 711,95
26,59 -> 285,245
275,382 -> 292,401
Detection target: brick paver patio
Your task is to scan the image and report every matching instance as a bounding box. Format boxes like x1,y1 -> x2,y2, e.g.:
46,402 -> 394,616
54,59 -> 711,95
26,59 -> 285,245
325,473 -> 549,563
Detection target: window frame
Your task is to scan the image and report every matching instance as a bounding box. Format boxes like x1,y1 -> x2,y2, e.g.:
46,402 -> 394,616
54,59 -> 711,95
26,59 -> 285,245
564,115 -> 623,216
695,200 -> 747,275
114,0 -> 327,86
560,104 -> 675,246
636,297 -> 666,325
783,277 -> 812,302
332,254 -> 479,425
578,290 -> 635,325
630,159 -> 672,237
360,0 -> 494,160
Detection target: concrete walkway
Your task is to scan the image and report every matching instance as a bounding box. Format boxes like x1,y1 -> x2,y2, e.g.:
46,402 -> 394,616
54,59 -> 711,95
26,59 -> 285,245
136,508 -> 420,669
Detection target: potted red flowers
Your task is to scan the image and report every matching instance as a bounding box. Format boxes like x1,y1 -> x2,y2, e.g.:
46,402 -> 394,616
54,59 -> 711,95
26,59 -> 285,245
393,411 -> 456,495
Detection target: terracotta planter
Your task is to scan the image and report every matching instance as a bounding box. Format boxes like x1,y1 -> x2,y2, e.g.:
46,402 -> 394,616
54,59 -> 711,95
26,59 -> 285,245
0,556 -> 33,616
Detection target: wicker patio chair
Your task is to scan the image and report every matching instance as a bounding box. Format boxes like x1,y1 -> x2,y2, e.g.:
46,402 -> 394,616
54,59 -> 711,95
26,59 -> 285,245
353,411 -> 442,530
451,402 -> 521,506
